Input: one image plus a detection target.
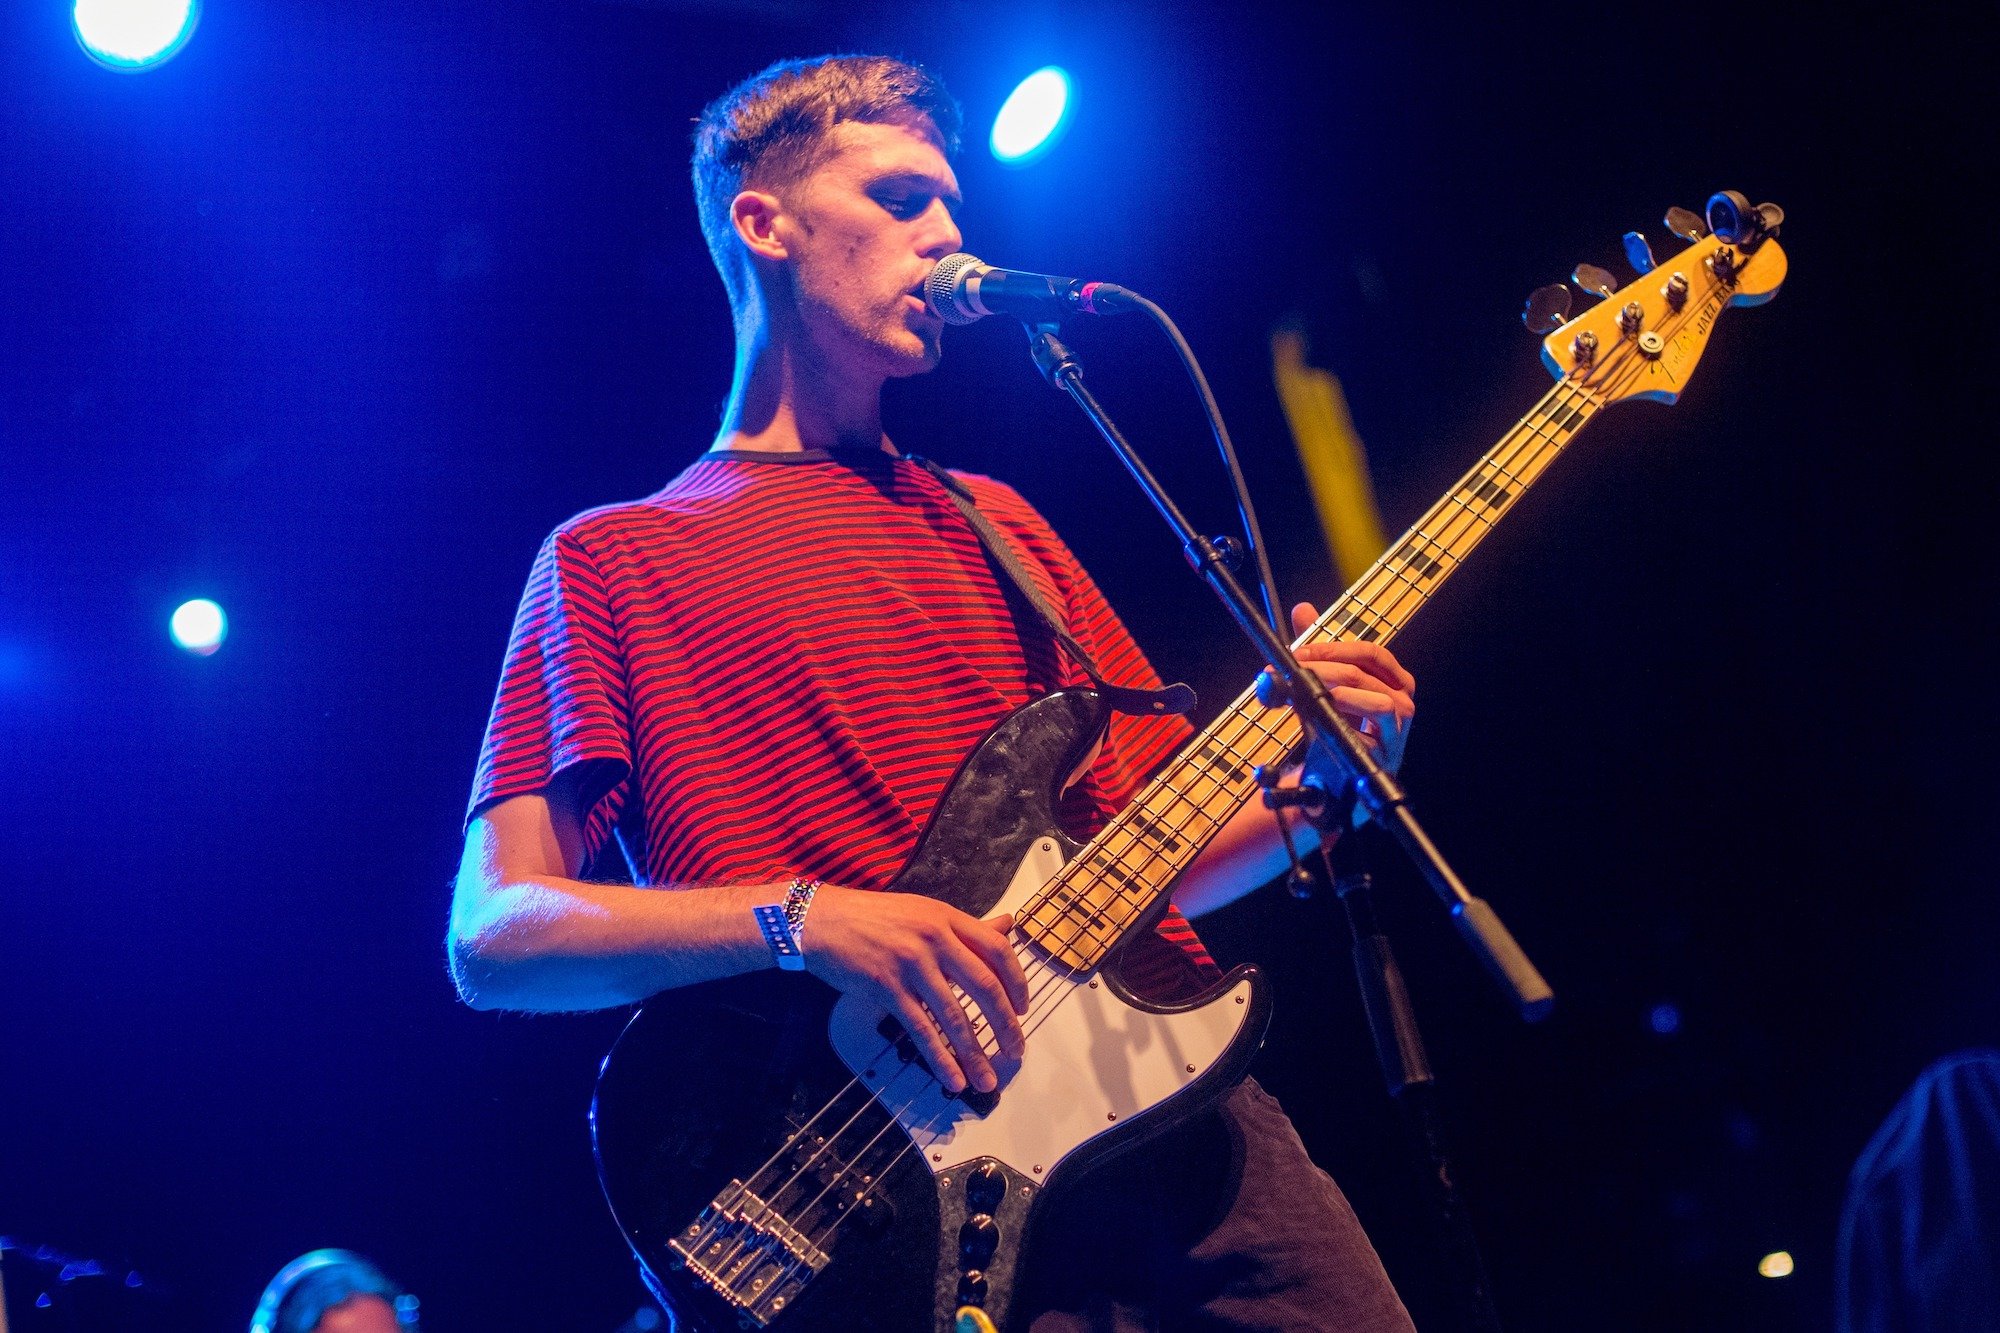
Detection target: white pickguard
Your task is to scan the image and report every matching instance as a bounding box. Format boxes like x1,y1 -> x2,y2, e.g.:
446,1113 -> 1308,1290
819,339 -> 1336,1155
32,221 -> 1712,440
826,837 -> 1254,1182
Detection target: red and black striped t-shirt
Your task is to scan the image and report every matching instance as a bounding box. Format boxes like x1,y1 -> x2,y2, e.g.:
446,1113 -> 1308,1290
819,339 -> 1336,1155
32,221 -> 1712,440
468,447 -> 1216,996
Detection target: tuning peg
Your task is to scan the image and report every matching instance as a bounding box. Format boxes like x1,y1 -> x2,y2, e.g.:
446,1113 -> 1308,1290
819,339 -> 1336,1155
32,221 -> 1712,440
1705,191 -> 1756,244
1622,231 -> 1657,274
1706,190 -> 1785,247
1571,263 -> 1618,299
1664,206 -> 1705,242
1522,284 -> 1572,334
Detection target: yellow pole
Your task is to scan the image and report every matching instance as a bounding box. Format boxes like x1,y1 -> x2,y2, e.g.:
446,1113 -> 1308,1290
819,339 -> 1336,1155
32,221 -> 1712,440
1271,328 -> 1388,585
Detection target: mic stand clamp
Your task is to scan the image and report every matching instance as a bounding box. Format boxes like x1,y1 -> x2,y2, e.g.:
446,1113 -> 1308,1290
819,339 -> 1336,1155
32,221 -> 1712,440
1253,761 -> 1328,900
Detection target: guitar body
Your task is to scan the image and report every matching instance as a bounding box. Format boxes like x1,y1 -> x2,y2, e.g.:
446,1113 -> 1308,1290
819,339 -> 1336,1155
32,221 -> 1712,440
593,690 -> 1272,1332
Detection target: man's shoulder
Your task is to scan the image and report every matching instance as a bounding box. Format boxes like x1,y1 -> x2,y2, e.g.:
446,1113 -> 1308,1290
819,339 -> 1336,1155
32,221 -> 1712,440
943,467 -> 1044,527
548,456 -> 754,552
552,497 -> 669,549
942,468 -> 1079,564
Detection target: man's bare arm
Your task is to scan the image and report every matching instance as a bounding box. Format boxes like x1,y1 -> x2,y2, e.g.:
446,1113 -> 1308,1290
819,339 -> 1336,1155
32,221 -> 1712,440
447,777 -> 1030,1094
448,787 -> 777,1013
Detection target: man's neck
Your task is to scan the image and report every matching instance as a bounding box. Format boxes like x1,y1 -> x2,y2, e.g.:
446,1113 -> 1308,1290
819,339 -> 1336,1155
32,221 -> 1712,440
711,323 -> 894,457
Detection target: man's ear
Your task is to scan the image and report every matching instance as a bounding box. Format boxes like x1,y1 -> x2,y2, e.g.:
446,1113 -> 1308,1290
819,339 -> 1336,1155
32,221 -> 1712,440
730,189 -> 789,263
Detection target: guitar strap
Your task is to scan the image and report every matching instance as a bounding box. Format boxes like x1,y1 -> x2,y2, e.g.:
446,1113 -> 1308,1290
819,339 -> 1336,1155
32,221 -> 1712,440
906,454 -> 1195,721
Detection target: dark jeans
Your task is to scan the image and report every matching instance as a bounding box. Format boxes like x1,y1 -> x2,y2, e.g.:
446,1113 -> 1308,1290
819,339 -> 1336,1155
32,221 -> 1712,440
1018,1079 -> 1414,1332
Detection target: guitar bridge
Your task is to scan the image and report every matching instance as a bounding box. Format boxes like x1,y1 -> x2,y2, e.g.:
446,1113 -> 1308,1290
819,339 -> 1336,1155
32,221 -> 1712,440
669,1179 -> 830,1326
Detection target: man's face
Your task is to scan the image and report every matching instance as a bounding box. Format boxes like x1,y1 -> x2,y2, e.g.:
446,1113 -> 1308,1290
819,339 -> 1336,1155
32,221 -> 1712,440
772,119 -> 964,381
311,1294 -> 403,1333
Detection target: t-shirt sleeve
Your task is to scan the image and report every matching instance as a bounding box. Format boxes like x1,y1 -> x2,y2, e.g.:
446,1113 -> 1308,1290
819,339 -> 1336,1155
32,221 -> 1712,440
466,529 -> 632,869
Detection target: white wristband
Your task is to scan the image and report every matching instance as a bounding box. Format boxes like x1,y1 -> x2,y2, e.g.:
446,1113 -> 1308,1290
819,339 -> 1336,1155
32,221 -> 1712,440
753,904 -> 804,971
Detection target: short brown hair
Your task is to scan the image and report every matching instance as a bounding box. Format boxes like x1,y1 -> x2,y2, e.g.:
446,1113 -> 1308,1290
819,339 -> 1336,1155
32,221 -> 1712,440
691,55 -> 962,308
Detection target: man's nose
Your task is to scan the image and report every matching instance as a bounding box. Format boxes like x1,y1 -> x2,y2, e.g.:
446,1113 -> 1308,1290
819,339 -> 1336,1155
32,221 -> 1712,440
918,200 -> 962,259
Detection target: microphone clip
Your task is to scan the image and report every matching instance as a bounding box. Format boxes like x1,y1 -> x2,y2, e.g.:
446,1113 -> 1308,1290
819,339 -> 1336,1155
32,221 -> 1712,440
1025,322 -> 1082,391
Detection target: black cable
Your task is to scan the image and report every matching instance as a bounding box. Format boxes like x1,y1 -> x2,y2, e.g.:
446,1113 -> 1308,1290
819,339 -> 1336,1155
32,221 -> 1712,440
1124,293 -> 1286,639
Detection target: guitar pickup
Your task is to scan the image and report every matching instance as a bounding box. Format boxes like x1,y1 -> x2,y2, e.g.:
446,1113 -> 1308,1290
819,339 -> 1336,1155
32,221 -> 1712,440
669,1179 -> 829,1326
876,1016 -> 999,1117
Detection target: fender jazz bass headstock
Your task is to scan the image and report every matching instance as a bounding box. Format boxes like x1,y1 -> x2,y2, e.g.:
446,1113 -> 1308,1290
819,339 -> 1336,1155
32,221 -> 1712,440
1523,189 -> 1786,405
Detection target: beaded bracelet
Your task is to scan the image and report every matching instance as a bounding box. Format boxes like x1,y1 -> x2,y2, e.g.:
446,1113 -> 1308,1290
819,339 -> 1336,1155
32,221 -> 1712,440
754,876 -> 822,972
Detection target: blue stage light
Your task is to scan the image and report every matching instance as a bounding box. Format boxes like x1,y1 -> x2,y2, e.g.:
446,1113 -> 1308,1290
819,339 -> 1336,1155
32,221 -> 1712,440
170,598 -> 226,655
991,67 -> 1073,165
1649,1002 -> 1682,1035
72,0 -> 201,71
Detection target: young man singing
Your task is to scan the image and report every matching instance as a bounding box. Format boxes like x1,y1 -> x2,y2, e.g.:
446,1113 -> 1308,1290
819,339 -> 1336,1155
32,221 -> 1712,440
450,55 -> 1417,1331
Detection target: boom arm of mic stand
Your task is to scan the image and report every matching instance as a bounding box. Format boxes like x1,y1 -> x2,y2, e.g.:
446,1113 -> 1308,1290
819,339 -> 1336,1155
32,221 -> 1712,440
1027,323 -> 1553,1022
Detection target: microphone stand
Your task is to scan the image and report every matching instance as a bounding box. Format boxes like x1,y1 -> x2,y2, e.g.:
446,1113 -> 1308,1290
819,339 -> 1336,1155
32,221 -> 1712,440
1023,321 -> 1546,1330
1330,822 -> 1505,1333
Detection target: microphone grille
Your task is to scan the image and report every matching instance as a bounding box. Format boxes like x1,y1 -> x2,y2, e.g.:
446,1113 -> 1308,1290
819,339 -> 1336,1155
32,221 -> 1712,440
923,253 -> 985,325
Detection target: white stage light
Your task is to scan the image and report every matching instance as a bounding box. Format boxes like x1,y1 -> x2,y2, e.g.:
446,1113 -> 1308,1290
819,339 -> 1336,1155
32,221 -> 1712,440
73,0 -> 201,71
991,67 -> 1073,165
170,598 -> 227,655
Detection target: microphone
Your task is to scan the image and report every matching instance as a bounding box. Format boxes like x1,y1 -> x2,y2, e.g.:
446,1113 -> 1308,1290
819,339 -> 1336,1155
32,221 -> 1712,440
923,253 -> 1140,326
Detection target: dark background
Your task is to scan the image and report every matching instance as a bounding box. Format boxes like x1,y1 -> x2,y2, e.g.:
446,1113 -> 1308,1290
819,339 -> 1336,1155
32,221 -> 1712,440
4,2 -> 1992,1329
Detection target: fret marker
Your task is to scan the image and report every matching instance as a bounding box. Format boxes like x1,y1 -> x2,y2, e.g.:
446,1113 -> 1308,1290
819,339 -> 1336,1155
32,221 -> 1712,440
1412,531 -> 1454,567
1335,608 -> 1387,643
1539,401 -> 1585,433
1398,550 -> 1444,580
1467,477 -> 1512,508
1192,740 -> 1244,780
1130,812 -> 1182,852
1080,849 -> 1120,880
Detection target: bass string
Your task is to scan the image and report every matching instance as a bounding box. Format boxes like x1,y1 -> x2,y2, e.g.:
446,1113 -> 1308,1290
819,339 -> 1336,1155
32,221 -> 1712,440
710,865 -> 1147,1245
695,919 -> 1103,1289
697,936 -> 1081,1298
701,872 -> 1147,1248
755,928 -> 1134,1294
719,833 -> 1265,1297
